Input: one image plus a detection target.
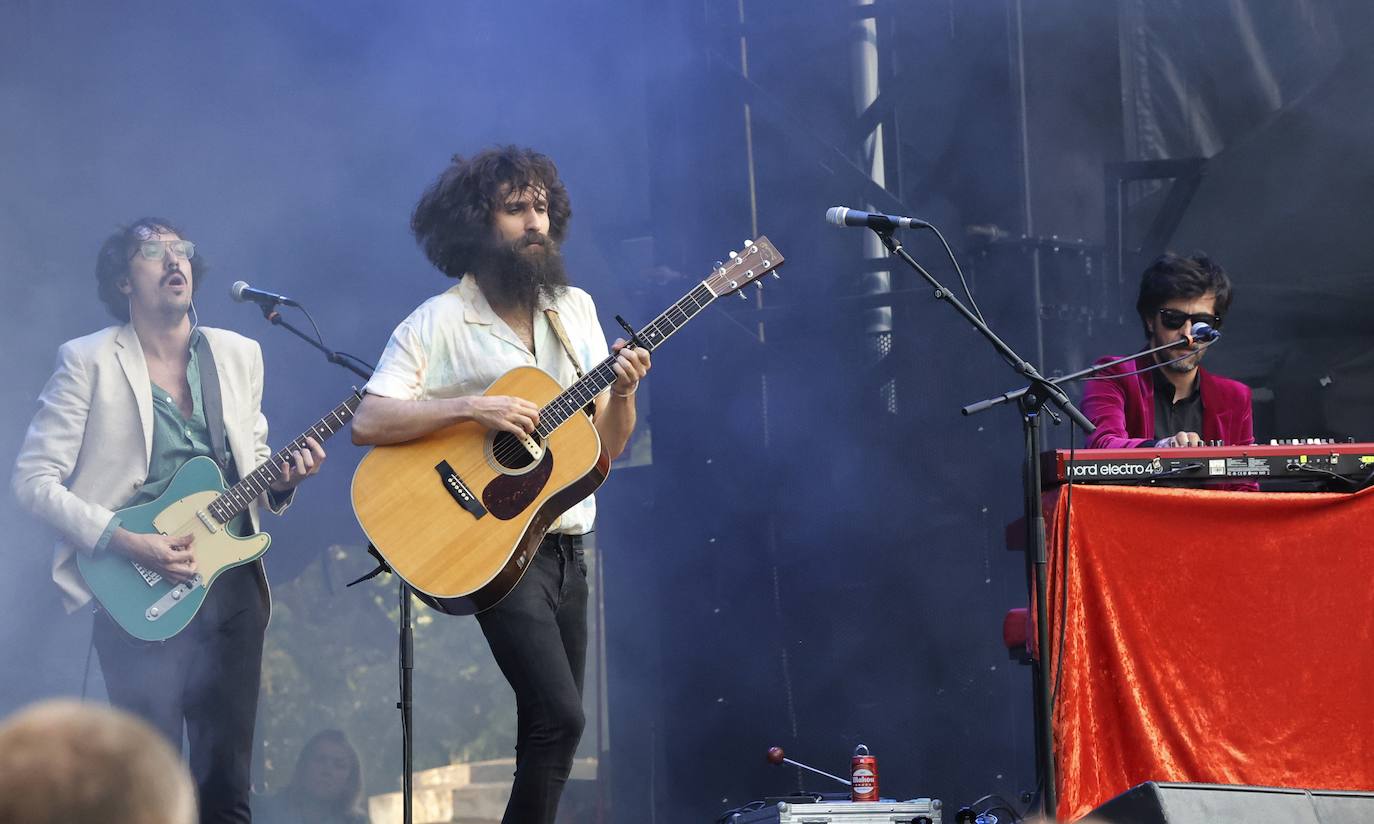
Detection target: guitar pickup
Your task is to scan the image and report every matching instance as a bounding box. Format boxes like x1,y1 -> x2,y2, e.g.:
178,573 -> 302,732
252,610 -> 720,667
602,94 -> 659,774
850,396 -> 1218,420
435,460 -> 487,519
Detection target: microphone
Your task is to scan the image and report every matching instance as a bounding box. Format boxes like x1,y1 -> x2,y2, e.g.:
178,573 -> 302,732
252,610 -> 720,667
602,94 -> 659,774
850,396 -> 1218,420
231,281 -> 299,308
825,206 -> 929,231
1190,322 -> 1221,343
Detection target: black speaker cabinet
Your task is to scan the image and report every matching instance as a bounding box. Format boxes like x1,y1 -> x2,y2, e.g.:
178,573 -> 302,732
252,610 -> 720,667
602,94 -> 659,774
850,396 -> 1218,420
1087,782 -> 1374,823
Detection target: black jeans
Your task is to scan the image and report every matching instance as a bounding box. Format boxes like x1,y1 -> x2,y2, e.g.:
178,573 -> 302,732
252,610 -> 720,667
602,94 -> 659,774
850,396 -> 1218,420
477,532 -> 589,824
93,561 -> 268,824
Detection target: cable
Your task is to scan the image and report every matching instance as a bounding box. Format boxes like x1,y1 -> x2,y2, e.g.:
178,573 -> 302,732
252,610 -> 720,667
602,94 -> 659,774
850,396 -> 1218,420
1287,462 -> 1374,488
79,610 -> 97,701
284,303 -> 379,372
333,351 -> 378,372
925,223 -> 987,325
292,301 -> 326,347
960,793 -> 1027,823
715,800 -> 767,823
1078,344 -> 1213,382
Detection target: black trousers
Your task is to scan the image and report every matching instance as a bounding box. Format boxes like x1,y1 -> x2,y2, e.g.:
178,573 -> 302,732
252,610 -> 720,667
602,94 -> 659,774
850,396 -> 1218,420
93,561 -> 268,824
477,532 -> 590,824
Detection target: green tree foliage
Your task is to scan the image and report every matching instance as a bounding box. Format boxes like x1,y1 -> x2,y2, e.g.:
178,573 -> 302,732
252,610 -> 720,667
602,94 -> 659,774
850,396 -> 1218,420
253,545 -> 516,798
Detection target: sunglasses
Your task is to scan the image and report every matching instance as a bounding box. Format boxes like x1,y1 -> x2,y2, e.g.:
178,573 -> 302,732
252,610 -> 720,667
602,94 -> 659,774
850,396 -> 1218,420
130,239 -> 196,261
1157,308 -> 1221,331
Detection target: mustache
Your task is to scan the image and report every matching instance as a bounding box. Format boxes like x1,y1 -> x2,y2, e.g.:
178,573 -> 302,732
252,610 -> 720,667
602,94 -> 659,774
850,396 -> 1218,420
513,232 -> 552,250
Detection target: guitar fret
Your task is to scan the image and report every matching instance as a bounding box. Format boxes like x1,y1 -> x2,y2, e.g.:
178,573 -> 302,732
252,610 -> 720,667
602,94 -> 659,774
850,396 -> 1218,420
207,391 -> 363,520
530,266 -> 767,449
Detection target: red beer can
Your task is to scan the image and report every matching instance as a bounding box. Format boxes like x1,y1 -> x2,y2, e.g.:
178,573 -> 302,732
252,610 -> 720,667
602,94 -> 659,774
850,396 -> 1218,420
850,743 -> 878,802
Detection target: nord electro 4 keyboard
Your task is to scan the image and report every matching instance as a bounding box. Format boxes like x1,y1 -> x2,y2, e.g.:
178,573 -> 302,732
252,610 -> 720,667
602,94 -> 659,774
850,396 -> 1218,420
1044,441 -> 1374,487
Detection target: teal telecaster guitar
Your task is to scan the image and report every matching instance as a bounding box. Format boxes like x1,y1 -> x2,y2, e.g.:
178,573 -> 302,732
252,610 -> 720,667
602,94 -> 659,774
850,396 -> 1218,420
79,391 -> 362,641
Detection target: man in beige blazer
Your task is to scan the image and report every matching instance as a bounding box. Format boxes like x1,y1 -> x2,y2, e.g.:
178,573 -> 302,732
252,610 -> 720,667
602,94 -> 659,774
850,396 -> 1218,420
11,217 -> 326,824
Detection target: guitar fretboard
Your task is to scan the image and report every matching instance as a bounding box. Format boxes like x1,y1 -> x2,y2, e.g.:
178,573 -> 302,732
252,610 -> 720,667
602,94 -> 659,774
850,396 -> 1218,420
535,282 -> 716,437
206,392 -> 362,524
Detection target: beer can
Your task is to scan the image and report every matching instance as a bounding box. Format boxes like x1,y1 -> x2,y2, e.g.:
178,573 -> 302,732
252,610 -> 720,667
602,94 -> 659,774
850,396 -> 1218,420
850,743 -> 878,802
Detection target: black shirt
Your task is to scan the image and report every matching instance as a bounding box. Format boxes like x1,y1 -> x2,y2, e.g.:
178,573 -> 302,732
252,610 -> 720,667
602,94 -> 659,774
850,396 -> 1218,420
1152,368 -> 1203,441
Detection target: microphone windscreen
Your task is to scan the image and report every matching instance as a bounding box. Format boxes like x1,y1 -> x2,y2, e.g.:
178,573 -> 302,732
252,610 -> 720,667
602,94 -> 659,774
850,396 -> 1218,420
1190,322 -> 1221,342
230,281 -> 249,302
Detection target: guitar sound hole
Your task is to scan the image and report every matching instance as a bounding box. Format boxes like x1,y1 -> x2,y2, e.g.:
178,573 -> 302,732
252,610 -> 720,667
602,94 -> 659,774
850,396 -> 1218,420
491,432 -> 537,471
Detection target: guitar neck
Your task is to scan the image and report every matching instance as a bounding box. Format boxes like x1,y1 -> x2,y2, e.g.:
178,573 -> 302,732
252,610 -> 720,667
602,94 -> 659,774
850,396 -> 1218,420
208,392 -> 363,524
534,282 -> 717,437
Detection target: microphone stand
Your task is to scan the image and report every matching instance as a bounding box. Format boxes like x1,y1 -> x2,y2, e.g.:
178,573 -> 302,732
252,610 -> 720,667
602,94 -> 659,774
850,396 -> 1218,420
870,229 -> 1092,819
250,298 -> 417,824
255,303 -> 373,381
963,336 -> 1207,416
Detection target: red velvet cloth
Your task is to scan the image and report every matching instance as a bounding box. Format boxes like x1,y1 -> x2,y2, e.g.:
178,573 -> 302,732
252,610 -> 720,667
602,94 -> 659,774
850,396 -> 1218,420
1044,484 -> 1374,821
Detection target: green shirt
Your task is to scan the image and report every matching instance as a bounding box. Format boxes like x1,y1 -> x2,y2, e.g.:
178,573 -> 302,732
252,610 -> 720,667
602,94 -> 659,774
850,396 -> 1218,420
95,330 -> 248,549
135,331 -> 216,508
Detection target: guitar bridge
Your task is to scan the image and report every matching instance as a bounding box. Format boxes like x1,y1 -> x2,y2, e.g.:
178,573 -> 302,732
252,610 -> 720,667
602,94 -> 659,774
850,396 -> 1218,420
435,460 -> 488,519
132,561 -> 163,587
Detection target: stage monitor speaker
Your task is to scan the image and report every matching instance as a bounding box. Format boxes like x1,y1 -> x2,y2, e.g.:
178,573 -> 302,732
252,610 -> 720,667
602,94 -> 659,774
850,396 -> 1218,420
1087,781 -> 1374,823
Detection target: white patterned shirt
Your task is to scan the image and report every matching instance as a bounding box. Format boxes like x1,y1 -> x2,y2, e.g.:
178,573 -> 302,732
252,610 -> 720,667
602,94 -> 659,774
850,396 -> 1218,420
364,276 -> 610,534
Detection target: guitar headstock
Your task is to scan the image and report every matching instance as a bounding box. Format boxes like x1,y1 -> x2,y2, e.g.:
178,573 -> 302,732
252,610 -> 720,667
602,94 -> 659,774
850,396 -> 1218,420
703,236 -> 786,298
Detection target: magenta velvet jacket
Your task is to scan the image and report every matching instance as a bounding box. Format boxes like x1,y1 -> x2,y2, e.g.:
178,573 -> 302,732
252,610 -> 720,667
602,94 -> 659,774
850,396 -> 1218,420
1081,355 -> 1255,449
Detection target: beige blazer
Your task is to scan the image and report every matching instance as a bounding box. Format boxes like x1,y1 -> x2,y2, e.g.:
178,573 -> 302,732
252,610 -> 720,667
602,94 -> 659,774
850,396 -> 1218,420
11,324 -> 290,612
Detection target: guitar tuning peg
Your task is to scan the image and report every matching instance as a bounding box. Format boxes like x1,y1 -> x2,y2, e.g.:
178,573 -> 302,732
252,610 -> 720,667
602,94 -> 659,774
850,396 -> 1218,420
728,250 -> 739,259
714,261 -> 724,269
737,290 -> 749,299
770,271 -> 781,279
743,239 -> 753,248
753,280 -> 765,290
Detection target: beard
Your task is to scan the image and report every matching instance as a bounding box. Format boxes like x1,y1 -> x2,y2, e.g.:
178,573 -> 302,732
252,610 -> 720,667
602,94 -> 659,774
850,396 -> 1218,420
472,232 -> 570,311
1155,338 -> 1206,373
1166,350 -> 1205,372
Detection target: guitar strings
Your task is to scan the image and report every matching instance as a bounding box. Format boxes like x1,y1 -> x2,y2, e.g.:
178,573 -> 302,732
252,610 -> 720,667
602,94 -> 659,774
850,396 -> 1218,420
485,284 -> 715,468
212,395 -> 361,521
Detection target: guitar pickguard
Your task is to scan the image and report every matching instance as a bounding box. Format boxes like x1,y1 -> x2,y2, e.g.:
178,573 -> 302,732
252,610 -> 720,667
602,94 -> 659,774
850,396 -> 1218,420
482,449 -> 554,519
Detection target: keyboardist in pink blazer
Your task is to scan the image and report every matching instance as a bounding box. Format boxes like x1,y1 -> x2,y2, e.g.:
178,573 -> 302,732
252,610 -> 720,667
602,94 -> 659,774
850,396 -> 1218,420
1083,253 -> 1254,450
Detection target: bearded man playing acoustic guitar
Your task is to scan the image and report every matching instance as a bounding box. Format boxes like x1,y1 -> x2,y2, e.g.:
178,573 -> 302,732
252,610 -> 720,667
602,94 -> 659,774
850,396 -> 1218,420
351,146 -> 651,824
12,218 -> 326,824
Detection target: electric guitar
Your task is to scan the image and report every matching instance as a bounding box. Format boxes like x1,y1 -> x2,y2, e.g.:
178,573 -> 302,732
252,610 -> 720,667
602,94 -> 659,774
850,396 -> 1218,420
80,392 -> 363,640
351,237 -> 786,615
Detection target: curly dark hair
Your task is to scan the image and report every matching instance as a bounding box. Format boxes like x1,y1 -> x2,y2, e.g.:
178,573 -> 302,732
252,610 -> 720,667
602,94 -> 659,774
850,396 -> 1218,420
94,217 -> 209,322
1135,252 -> 1233,336
411,146 -> 572,279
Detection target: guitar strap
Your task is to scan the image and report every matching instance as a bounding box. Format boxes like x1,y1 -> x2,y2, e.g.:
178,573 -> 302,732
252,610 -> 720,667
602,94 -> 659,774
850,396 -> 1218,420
543,308 -> 585,378
193,333 -> 238,482
544,308 -> 597,418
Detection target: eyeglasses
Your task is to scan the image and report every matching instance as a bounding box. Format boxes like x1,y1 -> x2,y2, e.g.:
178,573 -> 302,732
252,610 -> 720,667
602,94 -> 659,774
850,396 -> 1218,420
130,239 -> 195,261
1157,307 -> 1221,331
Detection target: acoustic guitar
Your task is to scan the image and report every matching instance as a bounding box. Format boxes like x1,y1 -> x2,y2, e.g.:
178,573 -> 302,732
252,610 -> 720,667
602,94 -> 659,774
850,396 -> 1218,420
351,237 -> 785,614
